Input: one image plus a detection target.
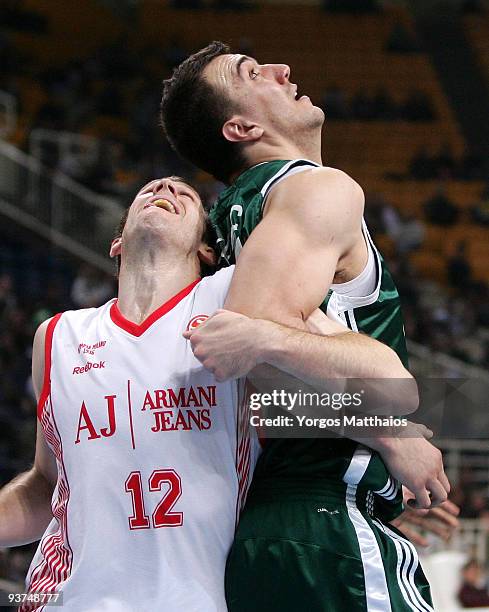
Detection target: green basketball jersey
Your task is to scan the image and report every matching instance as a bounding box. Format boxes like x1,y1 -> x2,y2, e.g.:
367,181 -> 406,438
210,159 -> 408,520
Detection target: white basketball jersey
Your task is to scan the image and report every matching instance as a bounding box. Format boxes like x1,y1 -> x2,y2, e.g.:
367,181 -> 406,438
24,267 -> 260,612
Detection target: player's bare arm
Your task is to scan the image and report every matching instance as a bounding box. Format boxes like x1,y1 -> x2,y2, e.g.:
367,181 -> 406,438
185,307 -> 448,508
223,167 -> 360,327
0,319 -> 56,547
215,167 -> 449,509
185,308 -> 412,383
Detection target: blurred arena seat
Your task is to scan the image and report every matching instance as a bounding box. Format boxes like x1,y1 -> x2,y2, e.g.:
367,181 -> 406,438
422,550 -> 468,612
465,13 -> 489,86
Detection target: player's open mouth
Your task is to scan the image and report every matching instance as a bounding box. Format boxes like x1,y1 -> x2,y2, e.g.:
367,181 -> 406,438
143,197 -> 180,214
293,88 -> 309,103
153,199 -> 177,214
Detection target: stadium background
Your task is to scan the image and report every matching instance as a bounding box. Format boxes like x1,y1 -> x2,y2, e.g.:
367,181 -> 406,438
0,0 -> 489,609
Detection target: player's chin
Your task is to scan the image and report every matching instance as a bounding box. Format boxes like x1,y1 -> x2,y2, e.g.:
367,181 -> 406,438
311,105 -> 325,123
302,106 -> 324,130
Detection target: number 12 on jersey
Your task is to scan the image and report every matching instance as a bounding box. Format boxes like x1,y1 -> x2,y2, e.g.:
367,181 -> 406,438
125,469 -> 183,530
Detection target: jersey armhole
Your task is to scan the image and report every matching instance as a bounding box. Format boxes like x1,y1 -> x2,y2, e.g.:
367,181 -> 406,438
260,160 -> 320,213
37,313 -> 63,421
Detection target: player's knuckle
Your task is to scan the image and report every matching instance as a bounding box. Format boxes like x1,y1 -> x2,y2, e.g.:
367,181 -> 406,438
412,478 -> 424,490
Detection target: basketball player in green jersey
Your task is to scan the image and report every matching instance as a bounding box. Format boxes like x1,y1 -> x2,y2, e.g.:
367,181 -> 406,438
161,42 -> 456,611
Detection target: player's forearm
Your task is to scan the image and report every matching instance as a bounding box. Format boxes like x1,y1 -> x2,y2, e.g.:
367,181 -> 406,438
254,320 -> 418,417
0,467 -> 54,547
261,321 -> 410,382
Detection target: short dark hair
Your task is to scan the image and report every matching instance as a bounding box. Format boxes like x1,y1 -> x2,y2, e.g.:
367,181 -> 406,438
160,41 -> 246,184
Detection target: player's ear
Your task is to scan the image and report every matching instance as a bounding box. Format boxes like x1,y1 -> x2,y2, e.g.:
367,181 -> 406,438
222,116 -> 263,143
109,237 -> 122,259
197,243 -> 217,268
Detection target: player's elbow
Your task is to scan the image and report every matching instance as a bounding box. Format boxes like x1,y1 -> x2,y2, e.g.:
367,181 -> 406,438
400,377 -> 419,415
392,369 -> 419,415
377,353 -> 419,415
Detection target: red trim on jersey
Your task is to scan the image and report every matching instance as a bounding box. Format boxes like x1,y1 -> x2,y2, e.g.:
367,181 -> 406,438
235,380 -> 252,527
23,398 -> 73,610
37,313 -> 63,421
109,278 -> 201,337
127,379 -> 136,450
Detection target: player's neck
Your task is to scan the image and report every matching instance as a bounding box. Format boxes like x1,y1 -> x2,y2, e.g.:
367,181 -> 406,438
238,137 -> 322,178
116,252 -> 200,325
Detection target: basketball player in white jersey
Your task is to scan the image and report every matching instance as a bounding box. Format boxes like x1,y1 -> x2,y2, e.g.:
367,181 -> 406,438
0,176 -> 416,611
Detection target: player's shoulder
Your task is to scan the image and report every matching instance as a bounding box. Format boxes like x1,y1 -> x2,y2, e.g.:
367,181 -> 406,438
272,165 -> 363,200
197,266 -> 235,304
266,165 -> 364,226
33,316 -> 54,352
42,301 -> 114,337
199,266 -> 235,291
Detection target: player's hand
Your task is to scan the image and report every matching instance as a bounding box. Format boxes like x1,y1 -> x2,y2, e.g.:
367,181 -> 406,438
305,309 -> 341,336
390,487 -> 460,547
379,433 -> 450,510
183,309 -> 272,381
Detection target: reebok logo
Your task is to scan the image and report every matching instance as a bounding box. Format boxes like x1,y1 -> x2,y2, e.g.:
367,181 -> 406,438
73,361 -> 106,375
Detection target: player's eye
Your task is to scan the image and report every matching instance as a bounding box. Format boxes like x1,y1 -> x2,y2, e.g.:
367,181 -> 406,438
179,190 -> 194,200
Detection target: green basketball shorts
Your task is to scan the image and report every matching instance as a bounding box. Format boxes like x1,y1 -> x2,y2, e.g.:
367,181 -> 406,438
225,484 -> 433,612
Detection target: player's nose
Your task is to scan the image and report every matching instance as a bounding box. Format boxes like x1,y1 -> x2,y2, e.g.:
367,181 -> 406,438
261,63 -> 290,84
153,178 -> 178,197
274,64 -> 290,84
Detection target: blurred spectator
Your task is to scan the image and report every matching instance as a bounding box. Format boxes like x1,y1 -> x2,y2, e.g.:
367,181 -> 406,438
171,0 -> 203,7
423,185 -> 459,226
459,147 -> 486,180
325,0 -> 378,13
57,142 -> 97,184
351,89 -> 375,120
402,89 -> 435,121
447,241 -> 472,291
458,560 -> 489,608
323,89 -> 435,123
471,200 -> 489,226
372,87 -> 398,120
0,273 -> 16,318
381,201 -> 403,241
364,192 -> 388,235
70,264 -> 115,309
0,1 -> 47,33
407,145 -> 487,181
409,147 -> 438,180
0,31 -> 24,77
396,213 -> 425,254
364,193 -> 425,254
385,22 -> 420,53
236,37 -> 255,57
433,143 -> 457,178
163,38 -> 188,70
462,0 -> 484,13
321,86 -> 350,120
